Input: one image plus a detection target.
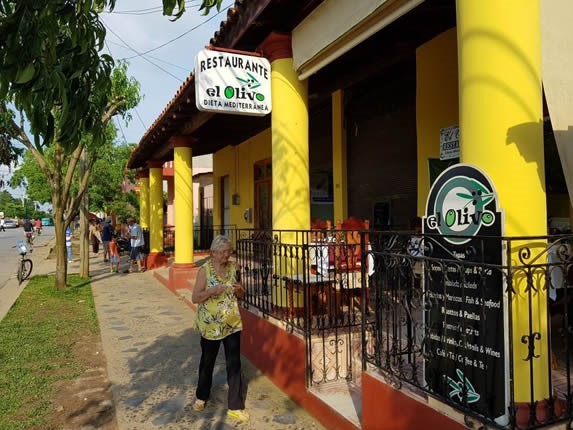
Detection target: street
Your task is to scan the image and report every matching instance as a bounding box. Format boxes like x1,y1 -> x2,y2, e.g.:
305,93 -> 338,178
0,225 -> 55,320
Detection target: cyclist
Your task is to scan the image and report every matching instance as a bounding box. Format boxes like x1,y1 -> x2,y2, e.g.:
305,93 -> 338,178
35,218 -> 42,235
23,218 -> 34,245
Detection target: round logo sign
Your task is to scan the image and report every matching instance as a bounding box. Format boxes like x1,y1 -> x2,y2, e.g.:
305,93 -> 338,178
425,165 -> 498,245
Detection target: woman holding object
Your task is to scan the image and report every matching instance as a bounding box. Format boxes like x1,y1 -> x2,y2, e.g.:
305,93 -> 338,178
191,235 -> 248,421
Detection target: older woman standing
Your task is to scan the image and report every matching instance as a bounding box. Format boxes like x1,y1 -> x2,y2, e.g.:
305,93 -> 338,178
191,235 -> 248,421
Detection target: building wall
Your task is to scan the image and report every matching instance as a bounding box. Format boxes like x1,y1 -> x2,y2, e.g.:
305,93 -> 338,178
213,128 -> 272,229
415,27 -> 459,216
345,60 -> 418,229
362,372 -> 464,430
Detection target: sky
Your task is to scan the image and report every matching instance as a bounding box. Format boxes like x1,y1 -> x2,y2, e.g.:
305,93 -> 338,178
8,1 -> 231,202
100,0 -> 235,145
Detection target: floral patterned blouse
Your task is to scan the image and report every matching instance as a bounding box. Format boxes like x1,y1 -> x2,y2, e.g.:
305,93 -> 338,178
195,259 -> 242,340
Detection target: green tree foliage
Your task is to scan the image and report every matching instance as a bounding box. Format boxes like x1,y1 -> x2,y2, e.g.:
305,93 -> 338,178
0,1 -> 223,288
0,190 -> 44,219
0,1 -> 114,151
12,138 -> 138,220
11,150 -> 54,204
3,62 -> 140,289
0,0 -> 222,153
90,143 -> 138,213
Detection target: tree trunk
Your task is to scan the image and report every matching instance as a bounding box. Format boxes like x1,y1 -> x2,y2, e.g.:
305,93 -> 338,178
79,148 -> 89,278
52,141 -> 67,290
53,206 -> 67,290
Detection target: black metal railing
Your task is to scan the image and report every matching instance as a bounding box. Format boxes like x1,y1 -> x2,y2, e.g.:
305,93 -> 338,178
362,231 -> 573,429
193,224 -> 237,252
158,224 -> 237,255
230,227 -> 573,428
235,228 -> 368,386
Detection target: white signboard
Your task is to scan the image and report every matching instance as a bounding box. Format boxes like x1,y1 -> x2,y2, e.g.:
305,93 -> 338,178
194,49 -> 272,116
440,125 -> 460,160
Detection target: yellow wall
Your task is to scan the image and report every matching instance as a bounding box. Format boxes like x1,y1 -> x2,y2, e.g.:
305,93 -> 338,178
213,128 -> 272,228
415,28 -> 459,215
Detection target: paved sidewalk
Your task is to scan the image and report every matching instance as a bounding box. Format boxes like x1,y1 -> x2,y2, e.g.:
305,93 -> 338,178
88,257 -> 324,430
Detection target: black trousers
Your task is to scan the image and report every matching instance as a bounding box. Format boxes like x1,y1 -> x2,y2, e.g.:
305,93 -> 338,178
196,331 -> 244,410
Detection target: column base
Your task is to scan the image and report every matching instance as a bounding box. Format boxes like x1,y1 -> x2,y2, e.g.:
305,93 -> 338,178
169,263 -> 199,290
147,252 -> 168,270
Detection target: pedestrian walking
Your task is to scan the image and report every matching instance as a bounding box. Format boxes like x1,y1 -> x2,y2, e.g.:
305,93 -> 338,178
0,218 -> 5,232
191,235 -> 248,422
66,226 -> 73,263
125,217 -> 145,273
89,219 -> 101,254
109,236 -> 120,273
101,216 -> 113,262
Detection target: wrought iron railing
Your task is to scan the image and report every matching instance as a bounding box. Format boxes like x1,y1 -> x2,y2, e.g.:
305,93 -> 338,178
235,228 -> 368,386
160,224 -> 237,254
363,231 -> 573,429
231,227 -> 573,428
194,224 -> 237,252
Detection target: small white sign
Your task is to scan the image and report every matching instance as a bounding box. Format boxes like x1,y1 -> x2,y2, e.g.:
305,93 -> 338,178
440,125 -> 460,160
194,49 -> 272,116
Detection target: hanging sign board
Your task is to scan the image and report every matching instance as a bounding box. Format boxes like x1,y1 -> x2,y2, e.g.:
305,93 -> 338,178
423,164 -> 507,421
194,48 -> 272,116
440,125 -> 460,160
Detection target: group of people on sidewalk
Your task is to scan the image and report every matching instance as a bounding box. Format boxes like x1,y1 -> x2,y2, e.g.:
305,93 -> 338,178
67,216 -> 146,273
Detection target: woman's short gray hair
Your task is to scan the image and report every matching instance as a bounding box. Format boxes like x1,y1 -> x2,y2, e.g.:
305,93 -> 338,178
210,235 -> 232,252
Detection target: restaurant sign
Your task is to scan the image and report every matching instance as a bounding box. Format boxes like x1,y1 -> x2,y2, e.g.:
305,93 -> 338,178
423,164 -> 507,421
440,125 -> 459,160
194,49 -> 272,116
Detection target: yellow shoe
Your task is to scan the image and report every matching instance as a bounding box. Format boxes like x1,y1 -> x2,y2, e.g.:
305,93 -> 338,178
227,409 -> 249,421
192,399 -> 205,412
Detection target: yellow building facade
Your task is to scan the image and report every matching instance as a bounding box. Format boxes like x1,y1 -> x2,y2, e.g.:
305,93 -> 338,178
128,1 -> 570,429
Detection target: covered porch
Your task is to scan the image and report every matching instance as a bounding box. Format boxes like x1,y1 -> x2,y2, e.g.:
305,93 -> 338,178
125,1 -> 569,429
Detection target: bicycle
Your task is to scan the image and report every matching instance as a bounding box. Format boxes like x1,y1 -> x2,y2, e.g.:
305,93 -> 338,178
25,231 -> 35,246
15,240 -> 33,285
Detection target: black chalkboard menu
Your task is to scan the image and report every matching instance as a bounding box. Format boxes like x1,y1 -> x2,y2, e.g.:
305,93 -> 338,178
423,164 -> 506,419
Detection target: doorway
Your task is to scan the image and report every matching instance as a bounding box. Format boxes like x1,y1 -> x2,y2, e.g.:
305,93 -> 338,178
254,159 -> 272,230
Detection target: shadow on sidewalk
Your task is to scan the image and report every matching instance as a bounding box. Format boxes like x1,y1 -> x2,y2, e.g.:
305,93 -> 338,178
116,327 -> 310,428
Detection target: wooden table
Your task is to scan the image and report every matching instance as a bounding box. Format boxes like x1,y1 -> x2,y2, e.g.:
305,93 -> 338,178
284,273 -> 340,318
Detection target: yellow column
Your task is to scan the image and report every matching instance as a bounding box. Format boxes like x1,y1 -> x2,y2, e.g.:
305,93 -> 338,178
457,0 -> 548,402
332,89 -> 348,223
260,33 -> 310,240
148,161 -> 164,254
139,172 -> 149,229
260,33 -> 309,310
173,140 -> 193,264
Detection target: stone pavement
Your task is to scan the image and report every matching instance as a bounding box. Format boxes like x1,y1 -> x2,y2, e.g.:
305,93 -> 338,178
88,256 -> 325,430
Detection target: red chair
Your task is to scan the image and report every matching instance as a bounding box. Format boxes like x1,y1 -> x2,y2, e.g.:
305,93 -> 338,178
334,217 -> 370,271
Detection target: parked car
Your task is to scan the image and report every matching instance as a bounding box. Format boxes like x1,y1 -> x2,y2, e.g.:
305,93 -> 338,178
41,217 -> 54,226
4,219 -> 17,229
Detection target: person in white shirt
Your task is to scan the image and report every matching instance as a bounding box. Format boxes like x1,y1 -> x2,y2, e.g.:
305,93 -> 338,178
125,217 -> 145,273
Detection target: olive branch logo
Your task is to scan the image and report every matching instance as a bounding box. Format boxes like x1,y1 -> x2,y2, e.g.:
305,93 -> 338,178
455,179 -> 494,210
445,368 -> 480,404
236,72 -> 261,89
